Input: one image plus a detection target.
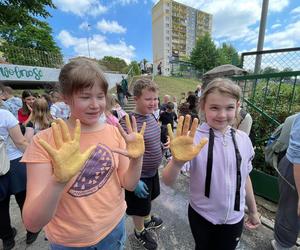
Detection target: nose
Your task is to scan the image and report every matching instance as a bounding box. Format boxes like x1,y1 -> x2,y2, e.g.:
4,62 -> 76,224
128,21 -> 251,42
89,97 -> 99,108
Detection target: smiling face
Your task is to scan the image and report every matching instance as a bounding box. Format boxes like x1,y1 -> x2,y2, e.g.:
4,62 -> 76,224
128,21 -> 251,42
203,90 -> 239,133
134,89 -> 158,115
66,83 -> 106,130
24,95 -> 36,107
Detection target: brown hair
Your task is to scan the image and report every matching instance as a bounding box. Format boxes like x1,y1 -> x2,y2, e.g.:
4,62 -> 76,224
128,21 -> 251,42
59,59 -> 108,97
133,78 -> 158,97
199,78 -> 241,110
31,98 -> 53,130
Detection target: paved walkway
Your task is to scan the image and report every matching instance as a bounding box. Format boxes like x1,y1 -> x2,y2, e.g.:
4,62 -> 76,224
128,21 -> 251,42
3,171 -> 276,250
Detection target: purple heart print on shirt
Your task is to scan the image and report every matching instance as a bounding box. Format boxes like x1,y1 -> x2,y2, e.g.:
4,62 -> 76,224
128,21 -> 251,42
68,144 -> 115,197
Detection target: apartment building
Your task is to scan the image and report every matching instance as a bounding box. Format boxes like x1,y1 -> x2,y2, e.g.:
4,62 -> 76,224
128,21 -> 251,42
152,0 -> 212,76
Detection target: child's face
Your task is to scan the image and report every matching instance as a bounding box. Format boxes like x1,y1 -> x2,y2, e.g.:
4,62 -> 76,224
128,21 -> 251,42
67,83 -> 106,127
203,91 -> 239,133
134,89 -> 158,115
24,96 -> 36,107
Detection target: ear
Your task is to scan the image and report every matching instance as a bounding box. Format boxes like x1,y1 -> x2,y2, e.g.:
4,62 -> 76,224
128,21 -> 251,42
133,96 -> 138,102
236,100 -> 241,109
62,95 -> 70,105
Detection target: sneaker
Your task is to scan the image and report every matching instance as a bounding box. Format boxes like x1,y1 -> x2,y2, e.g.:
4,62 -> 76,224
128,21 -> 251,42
134,229 -> 157,250
144,215 -> 163,229
271,239 -> 297,250
2,227 -> 17,250
26,230 -> 40,245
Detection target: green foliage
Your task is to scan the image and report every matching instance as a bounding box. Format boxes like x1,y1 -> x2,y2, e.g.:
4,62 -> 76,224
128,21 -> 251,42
0,0 -> 55,26
190,33 -> 218,72
217,43 -> 240,66
127,61 -> 141,76
242,78 -> 300,175
99,56 -> 128,73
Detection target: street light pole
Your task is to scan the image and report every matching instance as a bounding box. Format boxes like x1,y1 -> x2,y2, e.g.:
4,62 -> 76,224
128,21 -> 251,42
86,24 -> 91,58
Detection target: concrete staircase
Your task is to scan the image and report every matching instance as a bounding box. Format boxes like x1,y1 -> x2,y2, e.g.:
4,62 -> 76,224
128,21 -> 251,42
123,96 -> 135,113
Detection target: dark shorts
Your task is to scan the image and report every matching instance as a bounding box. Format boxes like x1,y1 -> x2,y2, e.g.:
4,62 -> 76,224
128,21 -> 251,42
125,171 -> 160,216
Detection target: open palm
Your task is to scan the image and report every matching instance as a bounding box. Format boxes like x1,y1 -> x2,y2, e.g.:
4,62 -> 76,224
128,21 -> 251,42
168,115 -> 208,162
38,119 -> 95,183
116,114 -> 146,158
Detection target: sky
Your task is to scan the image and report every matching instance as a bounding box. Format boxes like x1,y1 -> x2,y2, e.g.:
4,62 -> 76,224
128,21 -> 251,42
46,0 -> 300,64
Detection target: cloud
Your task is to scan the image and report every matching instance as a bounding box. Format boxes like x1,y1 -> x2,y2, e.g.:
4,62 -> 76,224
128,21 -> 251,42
291,6 -> 300,14
271,23 -> 281,29
53,0 -> 107,17
265,20 -> 300,48
96,19 -> 127,34
57,30 -> 135,63
115,0 -> 138,5
79,21 -> 91,30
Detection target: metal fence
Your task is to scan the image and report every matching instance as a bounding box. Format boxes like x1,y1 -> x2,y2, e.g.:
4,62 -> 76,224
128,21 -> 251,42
0,44 -> 63,68
241,47 -> 300,74
232,71 -> 300,174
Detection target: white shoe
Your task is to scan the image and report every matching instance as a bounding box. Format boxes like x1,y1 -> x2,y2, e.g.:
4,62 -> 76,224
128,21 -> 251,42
271,239 -> 297,250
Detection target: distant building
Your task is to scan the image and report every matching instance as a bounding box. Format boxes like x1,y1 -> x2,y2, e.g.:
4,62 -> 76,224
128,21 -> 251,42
152,0 -> 212,76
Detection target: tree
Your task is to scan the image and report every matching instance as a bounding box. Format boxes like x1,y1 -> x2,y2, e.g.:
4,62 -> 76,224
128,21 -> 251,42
262,66 -> 279,74
0,22 -> 63,67
0,0 -> 55,27
217,43 -> 240,66
99,56 -> 128,73
190,33 -> 218,73
127,61 -> 141,76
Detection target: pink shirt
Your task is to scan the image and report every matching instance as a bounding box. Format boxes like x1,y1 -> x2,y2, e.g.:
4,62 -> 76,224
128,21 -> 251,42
189,123 -> 254,225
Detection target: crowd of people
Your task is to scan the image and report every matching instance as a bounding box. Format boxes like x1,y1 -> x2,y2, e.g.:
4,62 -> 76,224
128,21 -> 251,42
0,58 -> 299,250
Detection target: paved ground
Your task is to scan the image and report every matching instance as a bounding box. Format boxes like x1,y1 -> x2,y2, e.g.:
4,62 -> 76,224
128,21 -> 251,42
3,171 -> 278,250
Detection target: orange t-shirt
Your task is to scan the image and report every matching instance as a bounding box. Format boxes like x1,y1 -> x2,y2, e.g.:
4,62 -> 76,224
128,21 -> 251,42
21,124 -> 129,247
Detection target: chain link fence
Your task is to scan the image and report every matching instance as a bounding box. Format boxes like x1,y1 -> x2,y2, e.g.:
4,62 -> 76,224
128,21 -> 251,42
0,44 -> 63,68
241,47 -> 300,74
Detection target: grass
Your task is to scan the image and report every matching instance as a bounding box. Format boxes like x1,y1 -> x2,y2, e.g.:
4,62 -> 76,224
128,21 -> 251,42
109,75 -> 200,100
154,76 -> 199,100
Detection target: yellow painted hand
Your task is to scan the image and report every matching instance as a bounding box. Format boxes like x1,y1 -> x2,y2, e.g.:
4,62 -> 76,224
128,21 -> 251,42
168,115 -> 208,162
116,114 -> 146,158
38,119 -> 96,183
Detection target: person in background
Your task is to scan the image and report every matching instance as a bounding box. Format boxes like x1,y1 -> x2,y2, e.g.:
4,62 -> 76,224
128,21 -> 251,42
195,84 -> 202,98
159,95 -> 170,114
25,98 -> 53,140
271,113 -> 300,250
41,93 -> 52,109
120,78 -> 163,250
116,82 -> 125,107
178,92 -> 186,105
0,109 -> 40,250
50,90 -> 70,120
121,76 -> 130,99
153,97 -> 160,121
18,90 -> 36,126
157,62 -> 162,75
172,96 -> 178,116
1,86 -> 22,118
163,78 -> 260,250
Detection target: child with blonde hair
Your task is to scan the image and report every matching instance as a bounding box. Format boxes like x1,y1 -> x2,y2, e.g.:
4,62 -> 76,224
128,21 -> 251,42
163,78 -> 261,250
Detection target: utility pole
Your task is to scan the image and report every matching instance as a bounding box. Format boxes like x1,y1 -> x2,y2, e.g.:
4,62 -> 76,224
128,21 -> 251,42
254,0 -> 269,74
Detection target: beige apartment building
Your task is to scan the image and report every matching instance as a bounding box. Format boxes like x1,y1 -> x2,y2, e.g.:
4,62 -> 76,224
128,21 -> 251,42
152,0 -> 212,76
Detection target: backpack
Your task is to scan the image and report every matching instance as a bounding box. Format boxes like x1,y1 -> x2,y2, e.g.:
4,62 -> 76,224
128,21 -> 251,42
239,109 -> 256,145
0,135 -> 10,176
264,114 -> 298,189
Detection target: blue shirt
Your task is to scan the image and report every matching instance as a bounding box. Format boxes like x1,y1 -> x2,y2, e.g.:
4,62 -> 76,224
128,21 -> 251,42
287,113 -> 300,164
4,96 -> 22,118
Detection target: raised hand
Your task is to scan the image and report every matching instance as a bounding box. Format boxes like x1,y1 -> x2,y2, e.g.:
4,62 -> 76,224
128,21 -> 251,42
38,119 -> 96,183
168,115 -> 208,162
116,114 -> 146,158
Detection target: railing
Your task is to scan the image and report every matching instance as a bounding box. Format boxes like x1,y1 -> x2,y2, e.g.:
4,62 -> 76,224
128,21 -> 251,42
0,44 -> 63,68
241,47 -> 300,73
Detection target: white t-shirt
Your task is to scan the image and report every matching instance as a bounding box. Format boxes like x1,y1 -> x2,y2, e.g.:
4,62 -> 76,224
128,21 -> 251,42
50,102 -> 70,119
0,109 -> 23,160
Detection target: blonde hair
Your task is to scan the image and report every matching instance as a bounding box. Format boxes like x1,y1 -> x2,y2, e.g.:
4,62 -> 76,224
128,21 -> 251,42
133,78 -> 159,97
59,59 -> 108,97
199,78 -> 241,110
31,98 -> 53,130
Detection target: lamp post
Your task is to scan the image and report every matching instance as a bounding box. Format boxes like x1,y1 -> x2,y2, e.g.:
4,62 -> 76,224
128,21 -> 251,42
86,24 -> 91,58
